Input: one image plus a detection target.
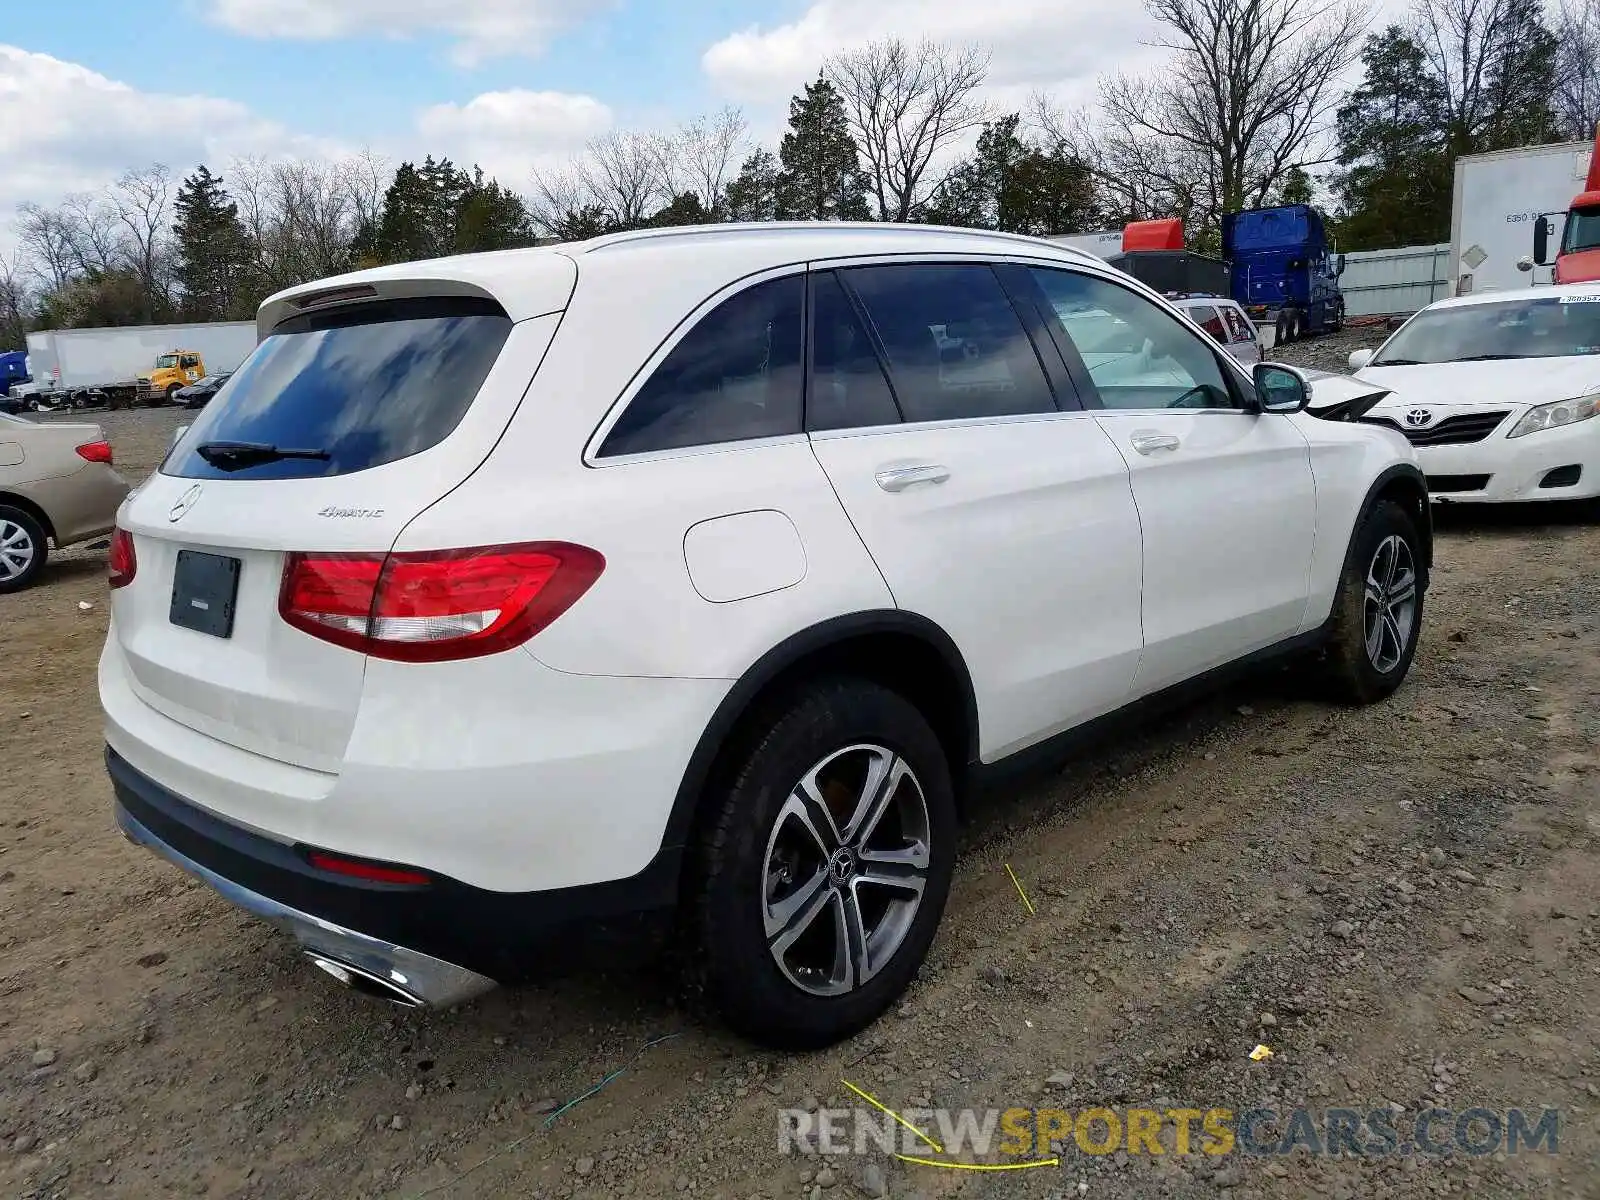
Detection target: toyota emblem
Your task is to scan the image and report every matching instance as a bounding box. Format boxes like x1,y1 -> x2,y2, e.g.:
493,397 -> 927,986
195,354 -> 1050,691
1403,408 -> 1433,428
168,484 -> 203,523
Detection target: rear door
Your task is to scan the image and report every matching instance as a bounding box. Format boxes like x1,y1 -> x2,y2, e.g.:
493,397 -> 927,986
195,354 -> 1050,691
805,261 -> 1144,762
109,278 -> 572,774
1022,265 -> 1316,696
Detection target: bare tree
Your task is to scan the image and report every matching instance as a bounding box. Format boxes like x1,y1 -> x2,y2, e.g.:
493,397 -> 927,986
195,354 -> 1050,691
108,164 -> 175,319
58,192 -> 128,276
826,38 -> 990,221
0,251 -> 29,351
530,130 -> 664,234
653,107 -> 749,214
1098,0 -> 1366,232
1549,0 -> 1600,141
232,155 -> 370,294
15,204 -> 79,293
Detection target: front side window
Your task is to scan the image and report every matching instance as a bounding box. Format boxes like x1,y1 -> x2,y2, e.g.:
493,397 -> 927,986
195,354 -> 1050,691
1029,269 -> 1240,410
841,264 -> 1056,423
1562,211 -> 1600,255
599,275 -> 804,457
155,354 -> 178,369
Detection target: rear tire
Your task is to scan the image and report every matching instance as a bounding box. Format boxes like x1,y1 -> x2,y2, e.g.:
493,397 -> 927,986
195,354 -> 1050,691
1320,500 -> 1425,704
0,506 -> 48,593
690,678 -> 956,1049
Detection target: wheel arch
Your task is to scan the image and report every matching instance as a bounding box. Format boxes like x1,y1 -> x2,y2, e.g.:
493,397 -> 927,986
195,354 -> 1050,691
1342,463 -> 1432,580
0,491 -> 57,544
660,610 -> 979,868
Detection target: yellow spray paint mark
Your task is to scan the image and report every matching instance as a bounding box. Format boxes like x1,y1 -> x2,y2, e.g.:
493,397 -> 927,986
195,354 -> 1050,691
894,1153 -> 1062,1171
839,1079 -> 942,1153
1004,863 -> 1036,916
1250,1044 -> 1274,1062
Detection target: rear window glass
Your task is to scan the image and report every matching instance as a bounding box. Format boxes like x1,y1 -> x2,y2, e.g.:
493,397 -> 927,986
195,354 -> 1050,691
163,296 -> 511,480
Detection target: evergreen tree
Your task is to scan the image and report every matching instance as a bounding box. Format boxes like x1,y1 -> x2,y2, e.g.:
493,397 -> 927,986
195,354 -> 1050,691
924,115 -> 1100,235
171,165 -> 253,321
648,193 -> 713,228
371,159 -> 533,263
774,77 -> 871,221
724,150 -> 781,222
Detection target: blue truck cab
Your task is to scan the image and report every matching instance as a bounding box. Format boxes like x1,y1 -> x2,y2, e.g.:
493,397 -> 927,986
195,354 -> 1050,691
0,350 -> 30,413
1222,205 -> 1346,344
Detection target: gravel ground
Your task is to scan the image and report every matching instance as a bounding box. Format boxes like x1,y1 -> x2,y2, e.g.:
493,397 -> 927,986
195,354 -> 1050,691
2,404 -> 1597,1200
1268,324 -> 1398,374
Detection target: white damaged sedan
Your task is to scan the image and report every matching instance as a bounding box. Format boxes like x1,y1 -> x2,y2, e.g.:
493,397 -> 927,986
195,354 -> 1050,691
1348,285 -> 1600,504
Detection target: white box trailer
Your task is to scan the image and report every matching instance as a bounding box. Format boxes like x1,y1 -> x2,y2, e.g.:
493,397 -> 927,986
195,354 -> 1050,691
1450,142 -> 1590,296
20,321 -> 258,410
1047,230 -> 1123,259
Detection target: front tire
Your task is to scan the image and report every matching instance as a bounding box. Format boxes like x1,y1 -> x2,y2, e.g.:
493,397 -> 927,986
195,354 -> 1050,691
1321,499 -> 1425,704
691,678 -> 956,1049
0,506 -> 48,593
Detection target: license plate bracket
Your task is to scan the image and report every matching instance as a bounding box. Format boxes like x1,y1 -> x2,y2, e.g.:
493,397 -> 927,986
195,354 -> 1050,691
169,550 -> 241,639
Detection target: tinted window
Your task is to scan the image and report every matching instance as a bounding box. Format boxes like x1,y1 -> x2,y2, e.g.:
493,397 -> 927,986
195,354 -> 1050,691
808,272 -> 901,431
600,275 -> 804,457
843,264 -> 1056,423
164,296 -> 511,480
1029,269 -> 1239,411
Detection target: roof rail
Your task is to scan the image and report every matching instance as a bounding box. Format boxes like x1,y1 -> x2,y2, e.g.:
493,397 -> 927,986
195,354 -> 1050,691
572,221 -> 1105,265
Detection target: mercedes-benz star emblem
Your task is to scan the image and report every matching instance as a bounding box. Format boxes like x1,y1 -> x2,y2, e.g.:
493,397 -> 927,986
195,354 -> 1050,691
168,484 -> 203,523
1404,408 -> 1433,428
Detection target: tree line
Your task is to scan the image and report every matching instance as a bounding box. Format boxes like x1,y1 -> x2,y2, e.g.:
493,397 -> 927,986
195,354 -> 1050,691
5,0 -> 1600,349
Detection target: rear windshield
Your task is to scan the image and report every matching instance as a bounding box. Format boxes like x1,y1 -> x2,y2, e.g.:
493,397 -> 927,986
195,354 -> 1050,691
163,296 -> 511,480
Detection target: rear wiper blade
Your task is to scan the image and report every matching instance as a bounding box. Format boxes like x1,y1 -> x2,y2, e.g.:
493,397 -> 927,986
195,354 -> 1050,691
195,440 -> 331,470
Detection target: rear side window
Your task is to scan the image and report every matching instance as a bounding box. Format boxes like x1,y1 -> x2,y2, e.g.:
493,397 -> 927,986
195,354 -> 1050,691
842,264 -> 1056,423
808,272 -> 902,431
599,275 -> 804,457
164,297 -> 511,480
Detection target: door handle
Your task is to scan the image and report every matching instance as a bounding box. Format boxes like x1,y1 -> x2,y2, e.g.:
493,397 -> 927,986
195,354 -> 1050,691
875,463 -> 951,492
1130,433 -> 1181,455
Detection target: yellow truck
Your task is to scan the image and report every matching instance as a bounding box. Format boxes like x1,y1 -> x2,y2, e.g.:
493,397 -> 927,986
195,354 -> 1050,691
137,350 -> 207,405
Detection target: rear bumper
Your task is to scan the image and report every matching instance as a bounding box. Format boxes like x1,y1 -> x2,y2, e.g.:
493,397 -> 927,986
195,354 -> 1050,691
107,746 -> 684,989
115,799 -> 496,1008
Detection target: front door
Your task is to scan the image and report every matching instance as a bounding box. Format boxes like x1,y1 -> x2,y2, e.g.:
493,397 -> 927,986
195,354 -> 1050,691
1023,264 -> 1317,697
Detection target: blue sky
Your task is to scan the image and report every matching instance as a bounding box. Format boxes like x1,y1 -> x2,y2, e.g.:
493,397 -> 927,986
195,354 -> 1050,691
0,0 -> 1180,247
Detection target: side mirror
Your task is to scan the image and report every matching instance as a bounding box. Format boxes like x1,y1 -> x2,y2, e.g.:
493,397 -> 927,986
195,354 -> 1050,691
1336,253 -> 1347,276
1348,348 -> 1375,371
1534,216 -> 1551,266
1516,255 -> 1535,273
1254,362 -> 1309,413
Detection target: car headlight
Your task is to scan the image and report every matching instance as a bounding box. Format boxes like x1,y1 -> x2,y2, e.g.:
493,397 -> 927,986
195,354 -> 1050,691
1506,393 -> 1599,438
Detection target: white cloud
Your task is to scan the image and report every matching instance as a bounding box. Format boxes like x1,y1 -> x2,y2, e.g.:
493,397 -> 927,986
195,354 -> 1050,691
415,90 -> 613,184
0,45 -> 338,249
702,0 -> 1159,108
203,0 -> 611,66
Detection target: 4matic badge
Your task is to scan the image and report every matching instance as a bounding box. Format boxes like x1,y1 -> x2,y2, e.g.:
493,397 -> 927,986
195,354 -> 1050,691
317,506 -> 386,519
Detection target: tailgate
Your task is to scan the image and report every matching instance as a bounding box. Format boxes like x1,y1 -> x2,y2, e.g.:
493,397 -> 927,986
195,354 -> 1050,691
109,290 -> 568,774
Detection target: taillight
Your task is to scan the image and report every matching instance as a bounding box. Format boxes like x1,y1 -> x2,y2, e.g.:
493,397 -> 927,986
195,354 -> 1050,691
278,542 -> 604,662
76,440 -> 113,465
108,527 -> 136,589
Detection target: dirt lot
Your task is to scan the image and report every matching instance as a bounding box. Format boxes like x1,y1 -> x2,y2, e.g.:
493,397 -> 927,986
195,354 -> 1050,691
3,389 -> 1598,1200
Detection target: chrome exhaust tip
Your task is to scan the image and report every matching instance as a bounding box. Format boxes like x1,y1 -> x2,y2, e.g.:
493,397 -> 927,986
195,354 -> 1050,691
305,953 -> 424,1007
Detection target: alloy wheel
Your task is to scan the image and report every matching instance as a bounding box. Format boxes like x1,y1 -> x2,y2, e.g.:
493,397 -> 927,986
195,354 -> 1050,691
0,518 -> 36,582
761,743 -> 931,997
1363,533 -> 1417,674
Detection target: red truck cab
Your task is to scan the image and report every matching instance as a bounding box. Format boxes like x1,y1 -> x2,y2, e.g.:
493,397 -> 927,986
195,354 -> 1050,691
1536,132 -> 1600,282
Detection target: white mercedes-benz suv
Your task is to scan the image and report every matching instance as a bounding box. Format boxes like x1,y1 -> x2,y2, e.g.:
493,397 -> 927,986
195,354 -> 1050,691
101,223 -> 1429,1049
